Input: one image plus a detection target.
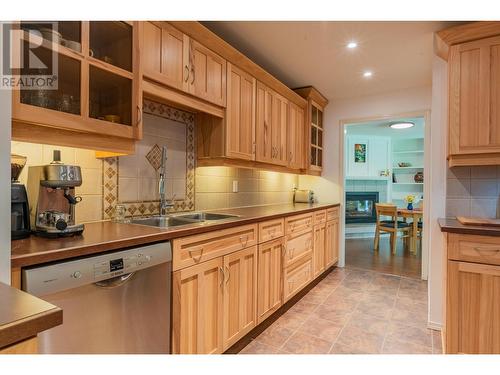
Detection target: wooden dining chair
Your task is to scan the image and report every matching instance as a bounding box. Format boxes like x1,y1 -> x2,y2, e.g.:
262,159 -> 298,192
374,203 -> 412,255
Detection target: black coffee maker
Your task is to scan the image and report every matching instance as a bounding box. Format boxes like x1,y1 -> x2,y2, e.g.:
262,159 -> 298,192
11,154 -> 30,240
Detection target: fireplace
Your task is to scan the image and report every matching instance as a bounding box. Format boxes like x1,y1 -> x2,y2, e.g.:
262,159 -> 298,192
345,192 -> 379,224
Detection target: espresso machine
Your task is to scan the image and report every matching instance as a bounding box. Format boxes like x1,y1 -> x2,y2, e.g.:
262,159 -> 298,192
27,150 -> 85,237
11,154 -> 31,240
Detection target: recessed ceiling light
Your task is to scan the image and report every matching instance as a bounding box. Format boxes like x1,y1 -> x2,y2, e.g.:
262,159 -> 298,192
390,122 -> 415,129
363,71 -> 373,78
347,41 -> 358,49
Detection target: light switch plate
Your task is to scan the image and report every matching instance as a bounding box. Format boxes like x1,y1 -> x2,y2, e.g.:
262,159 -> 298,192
232,180 -> 238,193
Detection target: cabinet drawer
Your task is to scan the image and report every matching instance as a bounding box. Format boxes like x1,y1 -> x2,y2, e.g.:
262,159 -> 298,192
327,207 -> 339,221
285,213 -> 313,235
284,230 -> 313,268
173,224 -> 258,270
258,218 -> 285,243
448,233 -> 500,266
313,210 -> 327,225
283,255 -> 313,302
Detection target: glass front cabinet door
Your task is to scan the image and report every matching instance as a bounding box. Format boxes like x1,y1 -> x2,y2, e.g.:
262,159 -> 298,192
12,21 -> 142,145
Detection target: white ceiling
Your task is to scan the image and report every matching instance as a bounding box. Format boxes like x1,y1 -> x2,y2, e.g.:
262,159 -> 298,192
202,21 -> 461,100
346,116 -> 425,139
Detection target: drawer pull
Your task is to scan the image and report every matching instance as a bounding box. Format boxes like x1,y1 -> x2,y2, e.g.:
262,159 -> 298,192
281,244 -> 286,257
306,239 -> 312,248
268,227 -> 277,237
224,265 -> 230,284
474,246 -> 500,253
188,248 -> 203,263
288,248 -> 295,259
290,222 -> 296,231
239,235 -> 249,247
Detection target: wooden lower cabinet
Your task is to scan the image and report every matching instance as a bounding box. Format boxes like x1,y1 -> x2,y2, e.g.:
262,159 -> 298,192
446,260 -> 500,354
222,246 -> 258,350
257,238 -> 283,323
0,337 -> 38,354
325,219 -> 339,268
172,257 -> 224,354
313,223 -> 326,277
283,256 -> 313,302
172,207 -> 339,353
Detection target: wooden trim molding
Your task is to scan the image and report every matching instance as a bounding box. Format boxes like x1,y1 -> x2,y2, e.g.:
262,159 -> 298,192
448,153 -> 500,167
168,22 -> 307,109
293,86 -> 329,108
435,21 -> 500,61
143,79 -> 225,118
197,156 -> 306,174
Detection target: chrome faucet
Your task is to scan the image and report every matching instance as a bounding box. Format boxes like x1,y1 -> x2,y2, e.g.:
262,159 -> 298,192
159,146 -> 174,216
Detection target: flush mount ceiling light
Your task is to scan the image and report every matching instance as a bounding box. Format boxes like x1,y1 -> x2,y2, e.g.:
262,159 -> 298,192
363,71 -> 373,78
347,41 -> 358,49
390,121 -> 415,129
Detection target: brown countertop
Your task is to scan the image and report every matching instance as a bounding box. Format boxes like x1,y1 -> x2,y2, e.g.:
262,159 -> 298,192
0,282 -> 62,349
12,203 -> 339,268
439,218 -> 500,236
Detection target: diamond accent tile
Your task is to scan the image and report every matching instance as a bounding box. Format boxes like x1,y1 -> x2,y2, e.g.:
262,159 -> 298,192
146,144 -> 162,171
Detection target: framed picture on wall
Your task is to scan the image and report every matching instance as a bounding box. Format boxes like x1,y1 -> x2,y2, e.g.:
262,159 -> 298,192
354,143 -> 367,163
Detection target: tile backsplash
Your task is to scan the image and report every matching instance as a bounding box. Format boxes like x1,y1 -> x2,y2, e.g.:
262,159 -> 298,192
11,142 -> 104,223
195,167 -> 298,210
446,165 -> 500,218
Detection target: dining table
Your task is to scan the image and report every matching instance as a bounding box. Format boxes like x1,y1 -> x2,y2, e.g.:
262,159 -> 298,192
397,207 -> 423,254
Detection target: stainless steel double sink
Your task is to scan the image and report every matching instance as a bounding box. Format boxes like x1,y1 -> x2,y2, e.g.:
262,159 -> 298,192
130,212 -> 238,228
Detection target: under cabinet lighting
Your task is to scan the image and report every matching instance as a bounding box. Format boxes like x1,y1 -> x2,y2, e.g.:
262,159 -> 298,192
363,71 -> 373,78
347,41 -> 358,49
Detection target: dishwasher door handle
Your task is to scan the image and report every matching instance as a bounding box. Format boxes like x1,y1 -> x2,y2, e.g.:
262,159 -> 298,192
94,272 -> 135,288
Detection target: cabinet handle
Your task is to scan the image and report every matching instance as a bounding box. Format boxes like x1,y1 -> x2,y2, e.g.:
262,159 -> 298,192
268,227 -> 277,237
136,105 -> 142,125
289,151 -> 293,162
306,239 -> 312,248
224,265 -> 230,284
239,235 -> 249,247
290,222 -> 296,232
473,246 -> 500,253
252,142 -> 256,155
189,248 -> 203,263
289,248 -> 295,259
184,65 -> 190,82
281,244 -> 286,257
219,266 -> 224,287
191,66 -> 195,84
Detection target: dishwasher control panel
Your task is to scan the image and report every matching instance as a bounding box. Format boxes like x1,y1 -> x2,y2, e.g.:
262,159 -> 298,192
23,242 -> 172,296
93,252 -> 152,279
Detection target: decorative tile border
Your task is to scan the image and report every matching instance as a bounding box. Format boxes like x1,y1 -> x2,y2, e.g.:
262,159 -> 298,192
103,99 -> 195,219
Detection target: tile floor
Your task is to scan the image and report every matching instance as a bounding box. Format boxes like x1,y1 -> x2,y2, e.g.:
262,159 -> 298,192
240,267 -> 442,354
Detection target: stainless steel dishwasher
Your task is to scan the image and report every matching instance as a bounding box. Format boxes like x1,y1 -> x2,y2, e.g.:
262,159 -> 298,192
22,242 -> 172,354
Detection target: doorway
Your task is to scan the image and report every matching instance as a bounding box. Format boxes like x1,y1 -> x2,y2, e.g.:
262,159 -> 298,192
340,111 -> 430,280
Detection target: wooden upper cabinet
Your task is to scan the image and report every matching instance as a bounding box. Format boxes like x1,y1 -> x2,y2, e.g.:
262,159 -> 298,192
257,238 -> 283,323
189,39 -> 227,107
222,246 -> 258,350
172,257 -> 224,354
448,35 -> 500,165
256,81 -> 288,166
12,21 -> 142,152
272,93 -> 288,166
294,86 -> 328,175
446,261 -> 500,354
256,82 -> 274,163
142,21 -> 188,91
288,102 -> 305,170
226,63 -> 256,161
